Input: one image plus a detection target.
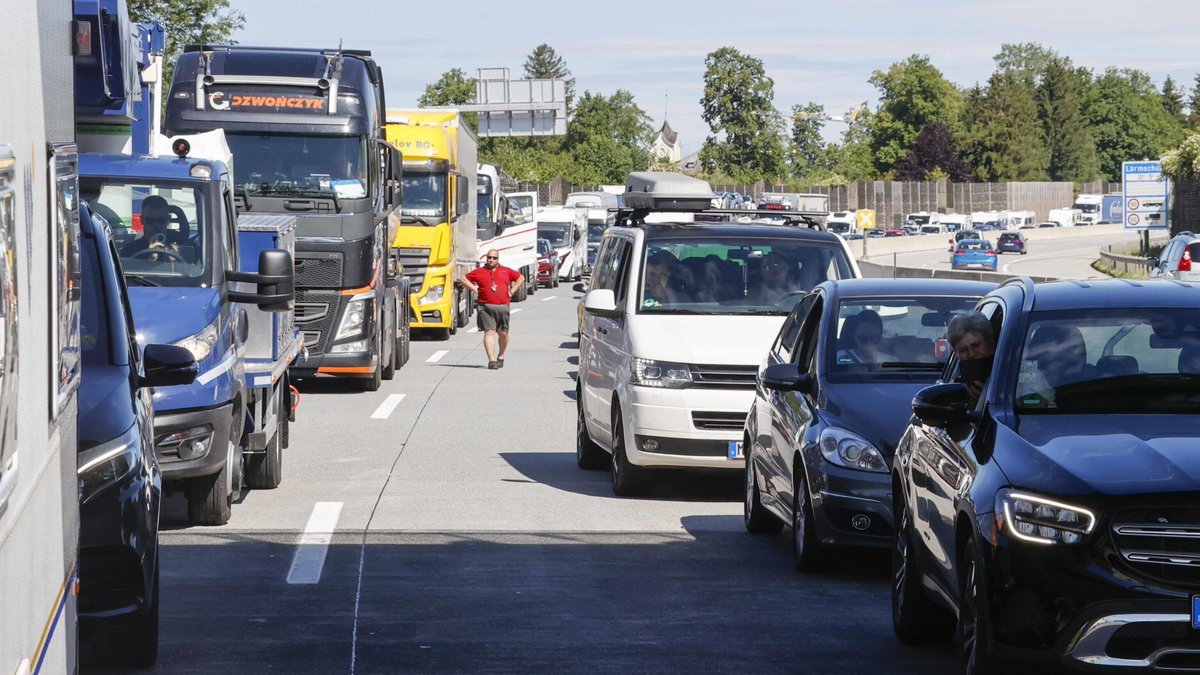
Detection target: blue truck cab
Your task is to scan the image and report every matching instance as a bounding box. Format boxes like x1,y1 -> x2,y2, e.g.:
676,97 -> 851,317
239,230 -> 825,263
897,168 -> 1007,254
80,151 -> 297,525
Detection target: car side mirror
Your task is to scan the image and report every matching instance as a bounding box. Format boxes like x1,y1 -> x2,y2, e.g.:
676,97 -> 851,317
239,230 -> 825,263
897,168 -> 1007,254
228,249 -> 295,312
760,362 -> 813,393
912,383 -> 970,427
583,289 -> 620,318
1146,257 -> 1159,268
140,344 -> 198,388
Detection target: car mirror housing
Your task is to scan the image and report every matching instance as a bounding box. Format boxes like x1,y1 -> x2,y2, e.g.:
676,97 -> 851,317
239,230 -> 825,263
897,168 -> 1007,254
583,289 -> 620,318
140,344 -> 199,388
760,362 -> 813,393
912,382 -> 970,427
227,249 -> 295,313
1145,257 -> 1159,268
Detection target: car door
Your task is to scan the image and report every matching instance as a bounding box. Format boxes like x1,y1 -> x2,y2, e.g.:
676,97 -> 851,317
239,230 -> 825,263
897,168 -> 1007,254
1157,239 -> 1181,278
771,293 -> 824,507
754,294 -> 814,501
582,235 -> 633,448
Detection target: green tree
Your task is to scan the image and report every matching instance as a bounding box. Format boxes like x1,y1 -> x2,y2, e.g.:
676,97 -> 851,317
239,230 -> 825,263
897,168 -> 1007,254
1038,59 -> 1099,181
699,47 -> 786,181
1188,74 -> 1200,129
788,102 -> 828,179
522,43 -> 575,110
828,110 -> 877,181
961,72 -> 1050,181
1162,75 -> 1186,124
867,55 -> 964,174
562,90 -> 653,183
993,42 -> 1060,85
128,0 -> 244,90
418,68 -> 478,127
896,122 -> 969,182
1087,68 -> 1187,179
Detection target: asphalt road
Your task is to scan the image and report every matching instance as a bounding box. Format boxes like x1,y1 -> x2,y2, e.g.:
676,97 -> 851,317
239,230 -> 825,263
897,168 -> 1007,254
888,230 -> 1142,279
91,285 -> 959,674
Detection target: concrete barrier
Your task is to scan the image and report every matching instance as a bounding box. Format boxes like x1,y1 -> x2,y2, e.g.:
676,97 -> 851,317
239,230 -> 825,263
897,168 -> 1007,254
844,223 -> 1131,259
856,258 -> 1057,283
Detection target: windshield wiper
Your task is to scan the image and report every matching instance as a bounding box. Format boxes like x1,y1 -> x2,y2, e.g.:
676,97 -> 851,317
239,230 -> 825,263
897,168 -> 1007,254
402,215 -> 435,226
124,274 -> 161,287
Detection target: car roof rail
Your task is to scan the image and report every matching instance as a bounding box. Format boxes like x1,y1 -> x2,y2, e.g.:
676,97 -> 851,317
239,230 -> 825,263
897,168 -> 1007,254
611,207 -> 827,230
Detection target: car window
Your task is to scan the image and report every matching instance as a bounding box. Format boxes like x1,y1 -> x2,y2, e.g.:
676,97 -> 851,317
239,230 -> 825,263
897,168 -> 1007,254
80,236 -> 112,366
1015,308 -> 1200,413
611,240 -> 634,303
589,237 -> 616,291
829,296 -> 977,381
773,293 -> 815,362
794,297 -> 825,374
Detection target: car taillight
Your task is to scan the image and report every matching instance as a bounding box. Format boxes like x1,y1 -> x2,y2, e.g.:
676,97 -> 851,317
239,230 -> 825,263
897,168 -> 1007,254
955,250 -> 965,255
986,250 -> 995,255
1180,248 -> 1192,272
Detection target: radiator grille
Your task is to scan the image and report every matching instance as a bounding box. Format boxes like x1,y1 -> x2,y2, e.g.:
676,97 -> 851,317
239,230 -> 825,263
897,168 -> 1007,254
691,411 -> 748,431
689,364 -> 758,389
1111,506 -> 1200,585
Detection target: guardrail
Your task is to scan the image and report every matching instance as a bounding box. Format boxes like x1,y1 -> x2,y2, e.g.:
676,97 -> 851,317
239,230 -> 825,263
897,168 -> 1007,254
1097,244 -> 1153,277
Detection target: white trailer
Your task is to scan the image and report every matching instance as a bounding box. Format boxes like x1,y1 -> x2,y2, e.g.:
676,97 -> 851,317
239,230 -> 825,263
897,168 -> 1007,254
0,0 -> 81,670
1048,207 -> 1082,228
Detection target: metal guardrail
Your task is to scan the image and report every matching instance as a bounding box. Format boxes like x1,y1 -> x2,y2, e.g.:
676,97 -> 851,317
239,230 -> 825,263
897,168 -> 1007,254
1097,246 -> 1152,278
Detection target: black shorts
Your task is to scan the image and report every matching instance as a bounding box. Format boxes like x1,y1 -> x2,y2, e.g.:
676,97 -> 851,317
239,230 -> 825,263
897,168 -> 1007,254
477,303 -> 511,332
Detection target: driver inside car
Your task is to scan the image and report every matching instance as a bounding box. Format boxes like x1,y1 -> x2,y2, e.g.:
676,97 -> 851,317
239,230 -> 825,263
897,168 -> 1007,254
120,195 -> 194,263
750,252 -> 796,304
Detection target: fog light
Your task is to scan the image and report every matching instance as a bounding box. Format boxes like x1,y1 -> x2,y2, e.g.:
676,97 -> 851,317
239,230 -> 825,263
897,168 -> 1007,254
178,438 -> 209,460
641,439 -> 659,451
157,425 -> 213,460
851,514 -> 871,531
331,339 -> 369,354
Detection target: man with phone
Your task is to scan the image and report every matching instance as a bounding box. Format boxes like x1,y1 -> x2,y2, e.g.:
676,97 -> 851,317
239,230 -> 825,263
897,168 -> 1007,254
462,249 -> 525,370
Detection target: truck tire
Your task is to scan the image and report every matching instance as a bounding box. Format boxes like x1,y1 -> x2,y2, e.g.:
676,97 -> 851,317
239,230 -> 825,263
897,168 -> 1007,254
448,290 -> 459,335
382,314 -> 396,381
186,455 -> 232,526
245,412 -> 283,490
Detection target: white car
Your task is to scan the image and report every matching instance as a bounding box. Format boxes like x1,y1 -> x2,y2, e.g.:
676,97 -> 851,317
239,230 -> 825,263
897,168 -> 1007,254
577,207 -> 860,496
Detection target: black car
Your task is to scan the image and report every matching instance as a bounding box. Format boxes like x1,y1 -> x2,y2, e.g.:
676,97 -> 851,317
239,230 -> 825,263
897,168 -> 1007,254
78,202 -> 197,667
892,278 -> 1200,673
744,279 -> 994,570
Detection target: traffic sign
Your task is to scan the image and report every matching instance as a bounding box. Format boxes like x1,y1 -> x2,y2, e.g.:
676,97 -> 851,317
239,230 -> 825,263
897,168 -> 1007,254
1122,161 -> 1169,230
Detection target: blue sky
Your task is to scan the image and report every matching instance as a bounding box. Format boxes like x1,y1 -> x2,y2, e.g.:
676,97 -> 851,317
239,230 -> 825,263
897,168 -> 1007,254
234,0 -> 1200,154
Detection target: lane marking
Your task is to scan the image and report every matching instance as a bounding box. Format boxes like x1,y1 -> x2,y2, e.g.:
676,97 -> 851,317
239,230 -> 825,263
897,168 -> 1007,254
287,502 -> 343,585
467,327 -> 479,334
426,350 -> 448,363
370,394 -> 406,420
511,308 -> 523,314
540,295 -> 557,302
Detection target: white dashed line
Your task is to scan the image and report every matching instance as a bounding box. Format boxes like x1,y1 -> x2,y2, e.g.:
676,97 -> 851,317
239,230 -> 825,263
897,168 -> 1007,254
426,350 -> 448,363
511,308 -> 523,314
370,394 -> 406,420
540,295 -> 557,302
287,502 -> 343,585
467,327 -> 479,334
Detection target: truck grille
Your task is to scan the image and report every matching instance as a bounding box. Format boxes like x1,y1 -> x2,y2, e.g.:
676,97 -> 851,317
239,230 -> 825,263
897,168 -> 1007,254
396,247 -> 432,294
294,252 -> 343,288
1111,506 -> 1200,585
691,411 -> 748,431
293,289 -> 340,356
689,364 -> 758,389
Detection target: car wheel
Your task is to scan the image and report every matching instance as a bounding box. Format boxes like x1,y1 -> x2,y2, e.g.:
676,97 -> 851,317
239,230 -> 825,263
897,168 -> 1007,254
186,447 -> 233,526
959,532 -> 999,675
744,444 -> 783,535
576,393 -> 607,470
892,495 -> 955,643
610,411 -> 649,497
792,468 -> 824,572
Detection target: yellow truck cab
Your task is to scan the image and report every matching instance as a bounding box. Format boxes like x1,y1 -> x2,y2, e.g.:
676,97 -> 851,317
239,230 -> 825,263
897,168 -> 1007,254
385,109 -> 479,339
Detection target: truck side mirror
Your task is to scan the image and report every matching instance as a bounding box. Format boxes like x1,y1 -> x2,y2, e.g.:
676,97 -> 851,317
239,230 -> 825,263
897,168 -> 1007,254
227,249 -> 295,313
140,344 -> 198,388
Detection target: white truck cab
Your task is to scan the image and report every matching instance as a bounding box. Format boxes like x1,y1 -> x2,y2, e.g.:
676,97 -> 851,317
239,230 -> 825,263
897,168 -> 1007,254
576,173 -> 860,496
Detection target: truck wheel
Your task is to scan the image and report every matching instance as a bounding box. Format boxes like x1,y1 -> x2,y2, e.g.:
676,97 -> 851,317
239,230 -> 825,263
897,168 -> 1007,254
449,290 -> 459,335
245,425 -> 283,489
186,454 -> 232,525
382,319 -> 396,381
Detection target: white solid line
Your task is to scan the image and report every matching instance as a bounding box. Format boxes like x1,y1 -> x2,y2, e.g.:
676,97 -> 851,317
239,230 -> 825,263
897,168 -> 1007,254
287,502 -> 343,585
467,326 -> 479,333
540,295 -> 557,302
370,394 -> 406,420
511,308 -> 523,314
426,350 -> 449,363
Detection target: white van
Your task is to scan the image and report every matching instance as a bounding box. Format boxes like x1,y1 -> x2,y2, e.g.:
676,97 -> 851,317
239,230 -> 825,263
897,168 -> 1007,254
537,206 -> 588,281
577,173 -> 859,496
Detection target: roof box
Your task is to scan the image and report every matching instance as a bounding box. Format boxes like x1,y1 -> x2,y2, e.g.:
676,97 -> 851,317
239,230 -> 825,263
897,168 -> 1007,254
623,172 -> 715,211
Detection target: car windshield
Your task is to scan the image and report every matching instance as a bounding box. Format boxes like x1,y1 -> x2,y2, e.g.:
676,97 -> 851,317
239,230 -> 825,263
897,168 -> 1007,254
638,236 -> 852,315
401,170 -> 446,220
828,297 -> 978,381
921,226 -> 941,234
538,222 -> 571,247
226,132 -> 368,199
956,230 -> 980,241
81,179 -> 211,286
588,222 -> 607,240
1014,309 -> 1200,414
537,239 -> 551,256
1000,234 -> 1019,241
958,240 -> 990,251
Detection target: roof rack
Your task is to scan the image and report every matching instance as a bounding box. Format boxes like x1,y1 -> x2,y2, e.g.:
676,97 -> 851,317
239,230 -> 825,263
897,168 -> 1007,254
611,207 -> 826,230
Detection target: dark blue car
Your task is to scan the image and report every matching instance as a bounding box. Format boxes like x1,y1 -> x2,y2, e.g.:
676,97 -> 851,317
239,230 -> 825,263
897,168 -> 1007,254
743,279 -> 994,571
77,202 -> 196,667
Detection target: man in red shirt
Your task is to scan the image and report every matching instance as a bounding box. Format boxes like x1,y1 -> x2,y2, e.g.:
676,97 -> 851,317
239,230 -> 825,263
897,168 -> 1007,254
462,249 -> 525,369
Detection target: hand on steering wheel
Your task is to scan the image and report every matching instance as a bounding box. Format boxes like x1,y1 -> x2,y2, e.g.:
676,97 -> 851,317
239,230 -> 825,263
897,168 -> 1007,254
130,245 -> 186,263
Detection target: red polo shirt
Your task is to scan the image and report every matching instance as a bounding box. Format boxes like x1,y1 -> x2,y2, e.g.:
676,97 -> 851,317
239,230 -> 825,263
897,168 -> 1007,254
467,265 -> 520,305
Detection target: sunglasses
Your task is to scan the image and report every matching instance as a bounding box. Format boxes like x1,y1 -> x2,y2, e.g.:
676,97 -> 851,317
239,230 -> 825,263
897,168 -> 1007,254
485,256 -> 499,260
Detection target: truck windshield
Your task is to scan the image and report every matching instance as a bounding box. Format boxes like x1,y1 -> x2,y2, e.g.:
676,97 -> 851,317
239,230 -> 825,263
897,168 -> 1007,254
477,191 -> 494,227
81,179 -> 212,287
226,132 -> 368,199
588,222 -> 607,241
638,237 -> 852,315
401,170 -> 447,221
538,223 -> 571,247
1074,203 -> 1100,213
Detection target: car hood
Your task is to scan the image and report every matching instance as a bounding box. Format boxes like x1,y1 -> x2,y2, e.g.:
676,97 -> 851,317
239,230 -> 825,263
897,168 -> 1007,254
630,315 -> 785,366
821,381 -> 931,457
78,365 -> 135,448
998,415 -> 1200,496
128,286 -> 221,345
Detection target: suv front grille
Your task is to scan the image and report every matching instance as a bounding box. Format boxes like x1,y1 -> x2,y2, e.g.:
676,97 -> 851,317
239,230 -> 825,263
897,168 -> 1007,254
689,364 -> 758,389
1111,506 -> 1200,585
692,411 -> 748,431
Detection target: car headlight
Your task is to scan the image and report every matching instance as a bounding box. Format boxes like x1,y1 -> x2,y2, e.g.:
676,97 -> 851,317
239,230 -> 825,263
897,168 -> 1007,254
78,426 -> 142,504
336,291 -> 374,339
418,283 -> 444,307
631,358 -> 692,388
996,489 -> 1095,545
331,339 -> 369,354
172,316 -> 220,362
819,428 -> 887,473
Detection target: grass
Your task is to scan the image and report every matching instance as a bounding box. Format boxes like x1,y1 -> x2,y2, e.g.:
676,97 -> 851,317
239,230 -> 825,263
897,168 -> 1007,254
1092,259 -> 1149,280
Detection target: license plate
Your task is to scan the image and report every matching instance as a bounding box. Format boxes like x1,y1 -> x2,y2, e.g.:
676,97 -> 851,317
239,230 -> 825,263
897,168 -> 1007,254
1193,595 -> 1199,629
728,441 -> 744,460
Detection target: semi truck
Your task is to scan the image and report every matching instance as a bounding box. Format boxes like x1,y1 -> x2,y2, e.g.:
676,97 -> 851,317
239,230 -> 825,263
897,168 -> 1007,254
1074,194 -> 1103,225
385,109 -> 478,339
163,45 -> 407,390
0,0 -> 81,669
477,163 -> 538,301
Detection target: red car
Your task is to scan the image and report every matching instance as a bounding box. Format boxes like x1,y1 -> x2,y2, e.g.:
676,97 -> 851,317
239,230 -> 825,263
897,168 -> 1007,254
536,238 -> 560,288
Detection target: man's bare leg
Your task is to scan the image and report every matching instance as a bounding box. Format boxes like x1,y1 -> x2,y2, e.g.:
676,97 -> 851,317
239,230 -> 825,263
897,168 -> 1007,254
483,330 -> 498,363
497,330 -> 509,361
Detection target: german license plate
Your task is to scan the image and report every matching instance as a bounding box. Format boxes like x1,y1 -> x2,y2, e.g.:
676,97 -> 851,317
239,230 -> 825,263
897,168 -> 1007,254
1192,595 -> 1199,629
728,441 -> 744,460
